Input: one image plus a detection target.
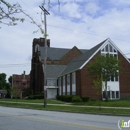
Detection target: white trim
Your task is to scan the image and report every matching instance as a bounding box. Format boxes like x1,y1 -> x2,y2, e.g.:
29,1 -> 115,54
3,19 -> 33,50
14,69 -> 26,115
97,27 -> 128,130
106,39 -> 130,63
80,38 -> 130,69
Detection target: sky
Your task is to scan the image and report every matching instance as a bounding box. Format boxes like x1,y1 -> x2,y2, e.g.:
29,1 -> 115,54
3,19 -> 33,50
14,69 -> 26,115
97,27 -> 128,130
0,0 -> 130,80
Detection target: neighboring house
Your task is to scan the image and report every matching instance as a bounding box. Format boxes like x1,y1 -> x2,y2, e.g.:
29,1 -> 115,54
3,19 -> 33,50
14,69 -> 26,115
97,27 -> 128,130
0,90 -> 6,98
12,71 -> 30,99
30,38 -> 130,100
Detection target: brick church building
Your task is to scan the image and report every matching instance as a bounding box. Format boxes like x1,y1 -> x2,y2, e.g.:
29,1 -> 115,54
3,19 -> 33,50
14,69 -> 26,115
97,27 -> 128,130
30,38 -> 130,100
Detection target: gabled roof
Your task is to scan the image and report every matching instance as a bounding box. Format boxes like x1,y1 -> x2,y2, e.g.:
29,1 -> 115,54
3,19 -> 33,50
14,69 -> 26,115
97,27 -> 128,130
45,65 -> 66,79
60,39 -> 108,76
39,47 -> 88,60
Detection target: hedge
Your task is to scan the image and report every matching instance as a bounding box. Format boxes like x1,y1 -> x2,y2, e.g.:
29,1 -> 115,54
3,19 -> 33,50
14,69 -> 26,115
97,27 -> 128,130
56,95 -> 89,102
26,94 -> 44,99
81,96 -> 90,102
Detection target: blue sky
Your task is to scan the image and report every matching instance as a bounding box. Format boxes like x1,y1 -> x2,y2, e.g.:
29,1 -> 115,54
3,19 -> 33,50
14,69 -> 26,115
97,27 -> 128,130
0,0 -> 130,79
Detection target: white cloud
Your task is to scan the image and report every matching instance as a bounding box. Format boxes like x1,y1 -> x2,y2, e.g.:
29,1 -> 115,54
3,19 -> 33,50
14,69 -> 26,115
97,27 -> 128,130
109,0 -> 130,6
1,0 -> 130,79
85,2 -> 101,16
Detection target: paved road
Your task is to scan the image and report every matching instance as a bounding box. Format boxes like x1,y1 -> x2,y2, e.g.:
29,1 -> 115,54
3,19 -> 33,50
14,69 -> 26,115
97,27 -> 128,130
0,106 -> 129,130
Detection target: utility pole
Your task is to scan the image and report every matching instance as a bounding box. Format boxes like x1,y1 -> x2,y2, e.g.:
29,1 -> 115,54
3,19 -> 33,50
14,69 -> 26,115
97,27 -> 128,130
39,6 -> 50,108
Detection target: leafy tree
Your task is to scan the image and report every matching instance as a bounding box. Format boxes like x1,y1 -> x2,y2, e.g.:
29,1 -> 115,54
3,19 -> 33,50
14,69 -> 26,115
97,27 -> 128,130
87,54 -> 121,101
5,82 -> 11,98
8,76 -> 12,87
0,0 -> 24,28
0,73 -> 6,89
0,0 -> 46,35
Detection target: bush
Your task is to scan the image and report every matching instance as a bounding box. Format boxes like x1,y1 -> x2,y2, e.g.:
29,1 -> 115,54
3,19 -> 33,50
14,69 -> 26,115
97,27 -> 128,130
57,95 -> 84,102
64,95 -> 73,102
26,95 -> 33,99
57,95 -> 76,102
12,96 -> 20,99
27,94 -> 44,100
72,96 -> 82,102
81,96 -> 90,102
56,95 -> 61,100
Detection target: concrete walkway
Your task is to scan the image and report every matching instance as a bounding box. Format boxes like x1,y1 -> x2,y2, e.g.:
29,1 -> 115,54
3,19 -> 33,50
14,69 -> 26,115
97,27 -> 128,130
0,101 -> 130,110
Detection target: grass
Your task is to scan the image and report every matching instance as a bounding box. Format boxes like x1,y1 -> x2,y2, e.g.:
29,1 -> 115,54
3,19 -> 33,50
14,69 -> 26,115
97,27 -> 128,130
0,99 -> 65,104
74,100 -> 130,107
0,99 -> 130,115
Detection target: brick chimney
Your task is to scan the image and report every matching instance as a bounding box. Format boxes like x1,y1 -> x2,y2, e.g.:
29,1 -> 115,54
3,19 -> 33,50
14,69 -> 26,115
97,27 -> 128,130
23,71 -> 25,79
32,38 -> 50,56
33,38 -> 50,47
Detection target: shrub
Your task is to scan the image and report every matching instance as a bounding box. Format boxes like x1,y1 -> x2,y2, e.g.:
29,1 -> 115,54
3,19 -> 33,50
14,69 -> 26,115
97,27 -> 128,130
72,96 -> 82,102
64,95 -> 73,102
81,96 -> 90,102
12,96 -> 20,99
27,95 -> 33,99
34,94 -> 44,99
56,95 -> 60,100
27,94 -> 44,100
56,95 -> 74,102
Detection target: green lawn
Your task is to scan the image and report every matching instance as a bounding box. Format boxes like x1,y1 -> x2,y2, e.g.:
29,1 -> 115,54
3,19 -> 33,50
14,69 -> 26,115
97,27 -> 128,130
0,99 -> 130,115
0,101 -> 130,115
0,99 -> 65,104
74,100 -> 130,107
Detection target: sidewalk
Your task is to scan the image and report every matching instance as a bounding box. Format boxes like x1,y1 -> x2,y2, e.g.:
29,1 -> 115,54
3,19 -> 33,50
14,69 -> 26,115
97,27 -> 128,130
0,101 -> 130,110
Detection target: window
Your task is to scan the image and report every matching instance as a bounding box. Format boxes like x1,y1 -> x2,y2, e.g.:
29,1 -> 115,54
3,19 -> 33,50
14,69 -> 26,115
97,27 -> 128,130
63,76 -> 65,86
110,45 -> 113,52
101,43 -> 119,82
112,91 -> 115,99
58,78 -> 61,87
114,54 -> 117,59
72,73 -> 76,95
115,76 -> 118,81
72,92 -> 76,95
116,91 -> 119,98
103,91 -> 106,99
72,73 -> 76,84
105,44 -> 109,52
103,91 -> 110,99
111,75 -> 114,81
101,44 -> 117,54
67,75 -> 70,85
63,76 -> 65,95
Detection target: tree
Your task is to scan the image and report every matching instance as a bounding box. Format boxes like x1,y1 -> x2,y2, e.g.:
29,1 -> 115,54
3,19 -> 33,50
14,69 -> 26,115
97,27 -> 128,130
5,82 -> 11,98
0,73 -> 6,89
0,0 -> 63,28
0,0 -> 25,28
8,76 -> 12,87
87,54 -> 121,101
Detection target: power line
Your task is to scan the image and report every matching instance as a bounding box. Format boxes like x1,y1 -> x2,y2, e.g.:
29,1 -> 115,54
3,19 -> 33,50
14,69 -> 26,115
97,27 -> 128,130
0,63 -> 30,68
18,1 -> 130,44
0,63 -> 30,66
20,0 -> 39,14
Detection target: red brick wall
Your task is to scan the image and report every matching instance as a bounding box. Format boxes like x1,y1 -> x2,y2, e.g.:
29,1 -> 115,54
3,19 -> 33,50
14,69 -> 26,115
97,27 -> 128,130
76,52 -> 102,100
60,46 -> 82,65
118,51 -> 130,98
